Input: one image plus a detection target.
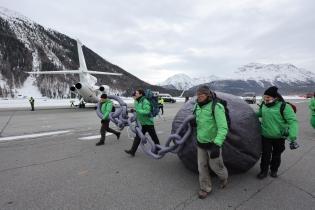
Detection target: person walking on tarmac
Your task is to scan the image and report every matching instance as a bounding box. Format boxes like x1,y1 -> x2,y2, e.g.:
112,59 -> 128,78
96,94 -> 121,146
256,86 -> 299,179
158,96 -> 164,115
125,89 -> 160,156
193,86 -> 228,199
309,92 -> 315,129
29,97 -> 35,111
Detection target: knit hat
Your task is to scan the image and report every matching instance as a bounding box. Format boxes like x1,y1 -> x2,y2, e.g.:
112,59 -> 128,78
100,93 -> 107,99
264,86 -> 278,98
196,85 -> 211,96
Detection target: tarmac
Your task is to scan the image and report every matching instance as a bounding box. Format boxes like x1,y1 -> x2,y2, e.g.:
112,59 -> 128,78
0,100 -> 314,210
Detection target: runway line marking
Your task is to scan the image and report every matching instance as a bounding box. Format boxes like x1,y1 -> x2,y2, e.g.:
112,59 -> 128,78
78,133 -> 113,140
0,130 -> 72,142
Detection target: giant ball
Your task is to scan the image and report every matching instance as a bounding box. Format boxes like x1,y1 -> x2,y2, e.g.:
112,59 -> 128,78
172,92 -> 261,174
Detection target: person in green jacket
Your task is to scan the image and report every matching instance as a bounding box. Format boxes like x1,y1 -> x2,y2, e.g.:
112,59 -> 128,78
194,86 -> 228,199
125,89 -> 160,156
309,93 -> 315,128
256,86 -> 298,179
96,94 -> 121,146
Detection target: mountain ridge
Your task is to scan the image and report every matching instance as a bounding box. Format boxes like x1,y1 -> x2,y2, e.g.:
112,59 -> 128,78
0,7 -> 180,98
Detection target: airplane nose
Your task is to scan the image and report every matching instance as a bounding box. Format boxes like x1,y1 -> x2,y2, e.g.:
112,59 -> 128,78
75,83 -> 82,89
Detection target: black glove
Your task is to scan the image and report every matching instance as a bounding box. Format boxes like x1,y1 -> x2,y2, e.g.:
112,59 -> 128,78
210,144 -> 221,159
130,108 -> 135,113
290,141 -> 299,150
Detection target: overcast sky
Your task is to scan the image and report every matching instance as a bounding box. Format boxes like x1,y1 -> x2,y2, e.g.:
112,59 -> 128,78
2,0 -> 315,84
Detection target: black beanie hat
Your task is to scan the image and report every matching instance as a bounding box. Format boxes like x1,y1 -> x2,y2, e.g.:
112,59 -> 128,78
100,93 -> 107,99
196,85 -> 211,96
264,86 -> 278,97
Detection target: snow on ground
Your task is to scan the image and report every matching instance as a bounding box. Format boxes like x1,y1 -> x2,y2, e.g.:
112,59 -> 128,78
0,96 -> 307,109
15,76 -> 43,98
0,97 -> 135,109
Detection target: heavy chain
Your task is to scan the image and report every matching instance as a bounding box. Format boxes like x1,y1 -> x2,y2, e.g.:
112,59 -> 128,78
96,95 -> 195,159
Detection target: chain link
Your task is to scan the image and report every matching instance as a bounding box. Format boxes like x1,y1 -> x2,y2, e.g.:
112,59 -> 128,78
96,95 -> 195,159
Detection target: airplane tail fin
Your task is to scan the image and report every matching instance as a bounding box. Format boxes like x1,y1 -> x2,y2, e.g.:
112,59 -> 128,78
76,39 -> 88,72
27,40 -> 122,76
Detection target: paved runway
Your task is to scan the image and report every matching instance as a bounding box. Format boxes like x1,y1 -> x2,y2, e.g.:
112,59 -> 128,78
0,100 -> 314,209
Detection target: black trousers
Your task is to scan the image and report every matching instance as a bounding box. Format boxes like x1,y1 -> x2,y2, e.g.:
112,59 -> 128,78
260,136 -> 285,172
129,125 -> 160,153
159,105 -> 164,115
100,120 -> 119,142
30,103 -> 34,111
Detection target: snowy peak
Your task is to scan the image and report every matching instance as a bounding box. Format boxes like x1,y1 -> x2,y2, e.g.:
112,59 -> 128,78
159,74 -> 195,90
159,73 -> 220,90
232,63 -> 315,83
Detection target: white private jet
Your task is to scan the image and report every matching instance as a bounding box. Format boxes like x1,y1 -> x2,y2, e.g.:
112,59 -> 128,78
28,40 -> 122,107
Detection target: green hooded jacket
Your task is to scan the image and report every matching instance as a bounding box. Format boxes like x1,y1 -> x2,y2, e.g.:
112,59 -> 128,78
101,99 -> 113,120
309,97 -> 315,116
194,101 -> 228,147
257,100 -> 298,142
135,96 -> 154,125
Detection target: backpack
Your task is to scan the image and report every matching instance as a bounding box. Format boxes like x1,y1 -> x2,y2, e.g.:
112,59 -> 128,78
280,102 -> 297,121
259,101 -> 297,122
144,89 -> 160,117
211,93 -> 231,129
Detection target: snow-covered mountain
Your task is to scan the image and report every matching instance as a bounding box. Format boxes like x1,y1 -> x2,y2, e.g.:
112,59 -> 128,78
231,63 -> 315,85
159,74 -> 195,90
0,7 -> 180,98
183,63 -> 315,96
159,73 -> 220,90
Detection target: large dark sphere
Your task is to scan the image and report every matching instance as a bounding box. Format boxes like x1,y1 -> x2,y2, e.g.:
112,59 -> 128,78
172,93 -> 261,174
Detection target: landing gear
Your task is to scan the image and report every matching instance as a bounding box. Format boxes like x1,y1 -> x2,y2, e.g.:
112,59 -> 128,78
78,101 -> 85,108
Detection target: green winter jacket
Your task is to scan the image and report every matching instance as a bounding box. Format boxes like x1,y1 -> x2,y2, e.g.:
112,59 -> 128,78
194,101 -> 228,147
309,97 -> 315,116
257,100 -> 298,142
101,99 -> 113,120
135,96 -> 154,125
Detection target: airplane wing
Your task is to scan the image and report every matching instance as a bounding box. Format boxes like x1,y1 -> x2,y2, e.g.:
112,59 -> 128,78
27,70 -> 81,74
86,71 -> 122,76
28,70 -> 122,76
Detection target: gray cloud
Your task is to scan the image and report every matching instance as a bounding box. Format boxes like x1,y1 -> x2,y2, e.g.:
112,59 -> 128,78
2,0 -> 314,84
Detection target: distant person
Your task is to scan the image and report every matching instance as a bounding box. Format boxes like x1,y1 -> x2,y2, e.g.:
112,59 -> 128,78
185,96 -> 189,102
125,89 -> 160,156
256,86 -> 299,179
158,97 -> 164,115
70,100 -> 75,107
96,94 -> 121,146
193,86 -> 228,199
29,97 -> 35,111
309,92 -> 315,128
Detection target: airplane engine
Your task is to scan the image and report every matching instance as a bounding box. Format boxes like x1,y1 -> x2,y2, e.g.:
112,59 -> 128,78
99,85 -> 110,92
70,85 -> 76,92
75,83 -> 98,103
75,83 -> 82,90
99,86 -> 105,92
172,92 -> 262,174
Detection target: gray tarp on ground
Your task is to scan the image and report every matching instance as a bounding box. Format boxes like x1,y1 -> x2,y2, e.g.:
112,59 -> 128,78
172,92 -> 262,174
